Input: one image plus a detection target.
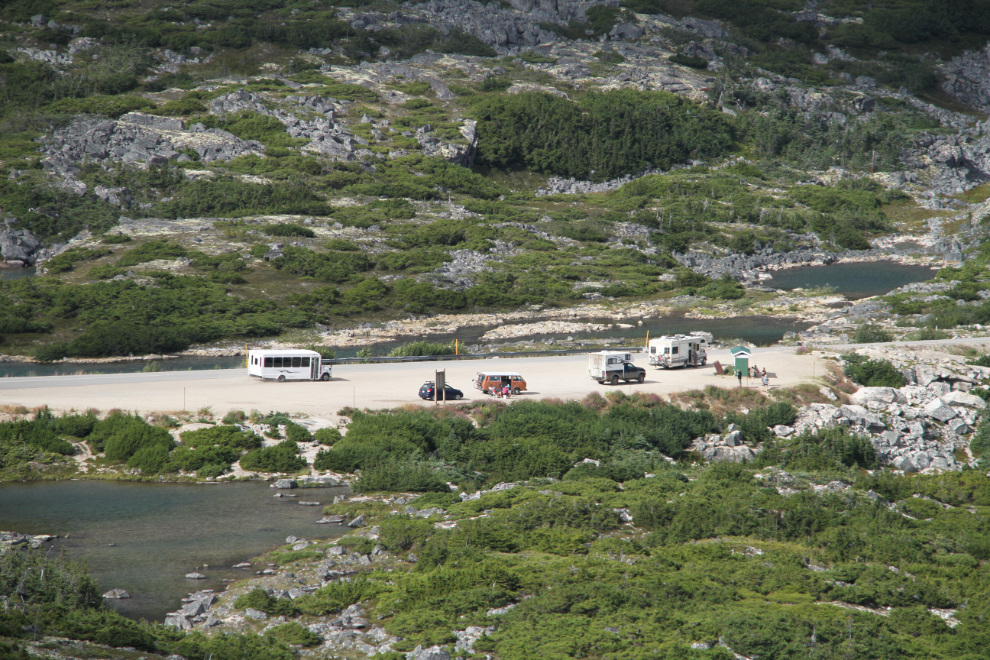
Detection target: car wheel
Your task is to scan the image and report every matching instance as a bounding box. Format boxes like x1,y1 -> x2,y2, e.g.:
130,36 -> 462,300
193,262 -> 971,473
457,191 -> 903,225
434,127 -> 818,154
610,375 -> 619,386
277,375 -> 285,382
456,394 -> 463,400
512,388 -> 520,395
320,373 -> 330,381
638,373 -> 645,384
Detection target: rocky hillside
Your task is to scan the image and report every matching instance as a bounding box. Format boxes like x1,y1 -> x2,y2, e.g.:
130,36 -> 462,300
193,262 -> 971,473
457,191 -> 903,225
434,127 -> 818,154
1,0 -> 990,358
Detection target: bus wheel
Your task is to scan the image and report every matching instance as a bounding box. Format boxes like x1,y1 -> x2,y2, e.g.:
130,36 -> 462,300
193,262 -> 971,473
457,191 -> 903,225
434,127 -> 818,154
277,375 -> 285,382
321,373 -> 330,381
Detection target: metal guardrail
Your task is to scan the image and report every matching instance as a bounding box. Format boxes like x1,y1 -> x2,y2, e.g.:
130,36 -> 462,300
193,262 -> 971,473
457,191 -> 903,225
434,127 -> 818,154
326,346 -> 647,365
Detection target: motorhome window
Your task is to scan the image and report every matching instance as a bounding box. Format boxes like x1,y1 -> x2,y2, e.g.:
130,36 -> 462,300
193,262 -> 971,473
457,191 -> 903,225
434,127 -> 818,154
264,357 -> 273,367
301,357 -> 310,367
650,347 -> 656,353
664,347 -> 669,354
672,347 -> 679,354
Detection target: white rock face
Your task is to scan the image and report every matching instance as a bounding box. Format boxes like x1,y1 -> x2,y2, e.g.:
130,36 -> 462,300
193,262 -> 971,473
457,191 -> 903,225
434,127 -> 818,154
851,387 -> 906,406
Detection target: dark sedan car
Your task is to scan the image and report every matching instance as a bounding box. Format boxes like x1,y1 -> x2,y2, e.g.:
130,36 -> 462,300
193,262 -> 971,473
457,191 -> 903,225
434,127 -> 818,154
418,382 -> 464,400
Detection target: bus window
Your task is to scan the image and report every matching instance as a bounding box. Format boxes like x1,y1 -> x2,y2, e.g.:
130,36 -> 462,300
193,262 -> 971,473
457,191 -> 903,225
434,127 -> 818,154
292,357 -> 301,368
274,357 -> 283,368
264,357 -> 273,367
301,357 -> 310,367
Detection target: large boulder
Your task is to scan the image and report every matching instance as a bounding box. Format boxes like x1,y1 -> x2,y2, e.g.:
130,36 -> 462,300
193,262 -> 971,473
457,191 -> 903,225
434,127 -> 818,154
164,615 -> 193,630
942,391 -> 987,410
850,387 -> 905,406
839,405 -> 886,432
923,398 -> 958,422
891,455 -> 918,473
723,430 -> 744,446
406,645 -> 451,660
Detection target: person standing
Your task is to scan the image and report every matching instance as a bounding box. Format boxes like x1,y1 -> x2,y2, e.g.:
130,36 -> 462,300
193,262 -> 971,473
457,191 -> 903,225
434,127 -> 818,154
737,368 -> 743,387
762,372 -> 770,393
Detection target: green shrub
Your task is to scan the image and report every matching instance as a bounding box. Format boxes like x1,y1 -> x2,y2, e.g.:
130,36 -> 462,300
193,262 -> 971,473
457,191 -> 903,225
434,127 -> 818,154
314,427 -> 342,446
116,239 -> 188,267
670,53 -> 708,68
158,98 -> 207,116
180,425 -> 260,450
222,410 -> 247,425
474,89 -> 732,181
53,414 -> 97,438
0,419 -> 75,455
267,622 -> 320,646
89,412 -> 174,461
842,354 -> 906,388
127,444 -> 171,473
240,440 -> 307,472
262,224 -> 316,238
853,323 -> 893,344
232,588 -> 299,616
285,423 -> 312,443
45,95 -> 157,119
352,463 -> 451,493
387,341 -> 455,357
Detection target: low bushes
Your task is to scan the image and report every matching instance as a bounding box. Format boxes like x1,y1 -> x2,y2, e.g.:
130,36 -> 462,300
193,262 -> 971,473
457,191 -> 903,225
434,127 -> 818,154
474,89 -> 732,181
387,341 -> 455,357
842,354 -> 906,388
240,440 -> 307,472
89,412 -> 174,462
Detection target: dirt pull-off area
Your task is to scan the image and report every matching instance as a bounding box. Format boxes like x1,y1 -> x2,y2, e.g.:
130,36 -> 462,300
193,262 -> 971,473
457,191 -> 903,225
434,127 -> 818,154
0,348 -> 816,418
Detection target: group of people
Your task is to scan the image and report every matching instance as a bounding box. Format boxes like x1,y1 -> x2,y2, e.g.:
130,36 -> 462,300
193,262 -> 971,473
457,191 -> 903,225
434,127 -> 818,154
490,383 -> 512,398
736,363 -> 771,392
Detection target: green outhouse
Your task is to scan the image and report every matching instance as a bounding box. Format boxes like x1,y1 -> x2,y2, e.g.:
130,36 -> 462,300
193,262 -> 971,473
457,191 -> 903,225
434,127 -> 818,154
730,346 -> 752,376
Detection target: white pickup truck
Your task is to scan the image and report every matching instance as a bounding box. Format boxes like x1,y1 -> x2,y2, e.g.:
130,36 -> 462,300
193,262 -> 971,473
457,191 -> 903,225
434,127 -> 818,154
588,351 -> 646,385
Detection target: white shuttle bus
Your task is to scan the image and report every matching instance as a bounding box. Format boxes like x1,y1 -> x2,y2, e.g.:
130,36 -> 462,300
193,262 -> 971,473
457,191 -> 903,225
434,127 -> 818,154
247,349 -> 333,382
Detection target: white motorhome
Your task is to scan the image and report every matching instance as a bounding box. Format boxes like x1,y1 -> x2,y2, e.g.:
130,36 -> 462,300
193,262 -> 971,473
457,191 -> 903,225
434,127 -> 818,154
248,349 -> 333,382
647,335 -> 708,369
588,351 -> 646,384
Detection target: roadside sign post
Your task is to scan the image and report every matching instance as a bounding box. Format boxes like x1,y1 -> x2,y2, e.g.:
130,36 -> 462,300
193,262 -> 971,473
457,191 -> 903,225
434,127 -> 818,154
436,369 -> 446,405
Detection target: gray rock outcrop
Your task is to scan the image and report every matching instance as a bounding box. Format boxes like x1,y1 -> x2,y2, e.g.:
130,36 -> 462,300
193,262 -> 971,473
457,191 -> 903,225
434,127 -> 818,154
940,43 -> 990,114
1,227 -> 44,266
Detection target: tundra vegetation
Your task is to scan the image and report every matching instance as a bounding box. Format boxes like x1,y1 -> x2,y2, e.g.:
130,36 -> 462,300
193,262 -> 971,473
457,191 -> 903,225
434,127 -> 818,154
3,0 -> 990,656
4,392 -> 990,659
0,0 -> 979,357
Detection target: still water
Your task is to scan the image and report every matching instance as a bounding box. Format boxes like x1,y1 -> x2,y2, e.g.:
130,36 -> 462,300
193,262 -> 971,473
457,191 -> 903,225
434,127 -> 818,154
766,262 -> 936,299
0,480 -> 349,621
0,267 -> 36,281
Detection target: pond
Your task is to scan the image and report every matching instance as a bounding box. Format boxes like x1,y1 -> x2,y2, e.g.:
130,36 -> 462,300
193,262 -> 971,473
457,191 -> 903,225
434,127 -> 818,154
0,267 -> 36,281
0,480 -> 350,621
765,262 -> 936,299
